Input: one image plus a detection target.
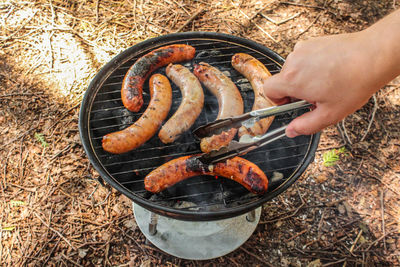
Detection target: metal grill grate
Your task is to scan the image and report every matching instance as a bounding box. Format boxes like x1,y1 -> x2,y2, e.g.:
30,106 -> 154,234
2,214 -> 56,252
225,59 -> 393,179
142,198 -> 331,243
79,32 -> 320,221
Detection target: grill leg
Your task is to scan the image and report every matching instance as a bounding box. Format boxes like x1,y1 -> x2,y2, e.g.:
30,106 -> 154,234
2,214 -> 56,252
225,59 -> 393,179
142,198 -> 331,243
148,212 -> 158,236
246,210 -> 256,222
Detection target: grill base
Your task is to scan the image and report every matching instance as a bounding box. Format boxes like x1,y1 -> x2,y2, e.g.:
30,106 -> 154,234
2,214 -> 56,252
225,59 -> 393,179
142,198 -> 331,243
133,203 -> 261,260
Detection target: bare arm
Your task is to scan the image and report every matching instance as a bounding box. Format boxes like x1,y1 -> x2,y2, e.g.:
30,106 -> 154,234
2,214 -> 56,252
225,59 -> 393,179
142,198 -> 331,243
263,8 -> 400,138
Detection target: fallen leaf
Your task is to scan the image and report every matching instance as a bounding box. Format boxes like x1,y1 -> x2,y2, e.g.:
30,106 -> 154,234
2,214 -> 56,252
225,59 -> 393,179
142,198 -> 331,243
315,174 -> 328,183
338,204 -> 346,214
307,259 -> 321,267
140,259 -> 152,267
78,249 -> 88,258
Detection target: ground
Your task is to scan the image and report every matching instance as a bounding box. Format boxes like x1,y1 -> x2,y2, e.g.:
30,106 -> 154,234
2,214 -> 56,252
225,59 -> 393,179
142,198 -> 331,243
0,0 -> 399,266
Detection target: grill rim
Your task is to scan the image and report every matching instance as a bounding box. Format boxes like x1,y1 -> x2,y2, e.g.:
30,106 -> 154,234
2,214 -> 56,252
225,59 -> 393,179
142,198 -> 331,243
79,32 -> 320,221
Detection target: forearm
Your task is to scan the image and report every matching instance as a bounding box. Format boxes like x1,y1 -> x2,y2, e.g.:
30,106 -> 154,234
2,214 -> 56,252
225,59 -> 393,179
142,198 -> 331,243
361,8 -> 400,92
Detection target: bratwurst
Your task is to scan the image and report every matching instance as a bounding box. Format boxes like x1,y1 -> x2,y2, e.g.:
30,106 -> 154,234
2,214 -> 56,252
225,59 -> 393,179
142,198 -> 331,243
121,44 -> 195,112
102,74 -> 172,154
193,62 -> 244,153
231,53 -> 276,137
158,64 -> 204,144
144,155 -> 268,194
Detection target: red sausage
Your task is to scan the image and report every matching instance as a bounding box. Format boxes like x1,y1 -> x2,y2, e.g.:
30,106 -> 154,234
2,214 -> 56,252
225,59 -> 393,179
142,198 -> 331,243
231,53 -> 276,137
121,44 -> 195,112
102,74 -> 172,154
193,62 -> 244,153
158,64 -> 204,144
144,155 -> 268,194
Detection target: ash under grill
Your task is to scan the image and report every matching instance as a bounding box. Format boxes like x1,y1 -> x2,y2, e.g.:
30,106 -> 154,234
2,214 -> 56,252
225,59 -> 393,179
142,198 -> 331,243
79,32 -> 320,221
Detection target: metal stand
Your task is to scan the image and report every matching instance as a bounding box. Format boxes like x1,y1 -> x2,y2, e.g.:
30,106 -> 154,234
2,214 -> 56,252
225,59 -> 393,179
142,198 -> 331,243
133,203 -> 261,260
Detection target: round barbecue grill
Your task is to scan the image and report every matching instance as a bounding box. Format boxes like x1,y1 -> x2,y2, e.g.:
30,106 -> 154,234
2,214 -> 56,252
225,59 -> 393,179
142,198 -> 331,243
79,32 -> 320,259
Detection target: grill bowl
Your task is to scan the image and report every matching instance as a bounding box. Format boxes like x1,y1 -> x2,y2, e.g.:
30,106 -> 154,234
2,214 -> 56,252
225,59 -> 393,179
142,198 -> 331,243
79,32 -> 320,221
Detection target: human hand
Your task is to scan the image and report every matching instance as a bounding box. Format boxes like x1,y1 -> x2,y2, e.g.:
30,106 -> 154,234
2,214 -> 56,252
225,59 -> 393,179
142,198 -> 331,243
263,32 -> 384,138
263,6 -> 400,139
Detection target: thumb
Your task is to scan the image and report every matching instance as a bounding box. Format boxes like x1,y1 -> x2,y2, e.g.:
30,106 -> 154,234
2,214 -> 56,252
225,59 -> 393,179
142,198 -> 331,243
263,73 -> 292,105
286,106 -> 333,138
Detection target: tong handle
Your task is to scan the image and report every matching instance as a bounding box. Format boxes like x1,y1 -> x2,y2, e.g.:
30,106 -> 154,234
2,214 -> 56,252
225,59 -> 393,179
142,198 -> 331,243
249,100 -> 311,119
193,100 -> 311,139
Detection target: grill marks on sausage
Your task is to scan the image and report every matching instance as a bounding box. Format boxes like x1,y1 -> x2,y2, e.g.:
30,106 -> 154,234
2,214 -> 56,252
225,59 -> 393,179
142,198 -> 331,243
193,62 -> 244,153
102,74 -> 172,154
121,44 -> 196,112
231,53 -> 276,137
144,155 -> 268,194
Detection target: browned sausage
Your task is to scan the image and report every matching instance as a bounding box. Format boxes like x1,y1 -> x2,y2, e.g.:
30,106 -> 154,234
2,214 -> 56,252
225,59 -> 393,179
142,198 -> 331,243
193,62 -> 244,153
231,53 -> 276,137
121,44 -> 195,112
158,64 -> 204,144
144,155 -> 268,194
102,74 -> 172,154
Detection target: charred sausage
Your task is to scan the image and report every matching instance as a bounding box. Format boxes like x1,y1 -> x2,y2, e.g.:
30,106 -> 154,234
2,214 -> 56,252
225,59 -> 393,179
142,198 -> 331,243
102,74 -> 172,154
158,64 -> 204,144
193,62 -> 244,153
144,155 -> 268,194
231,53 -> 276,137
121,44 -> 195,112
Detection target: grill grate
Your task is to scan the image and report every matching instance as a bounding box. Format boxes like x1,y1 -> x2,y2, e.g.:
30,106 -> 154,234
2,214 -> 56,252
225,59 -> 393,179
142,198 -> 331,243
79,33 -> 320,221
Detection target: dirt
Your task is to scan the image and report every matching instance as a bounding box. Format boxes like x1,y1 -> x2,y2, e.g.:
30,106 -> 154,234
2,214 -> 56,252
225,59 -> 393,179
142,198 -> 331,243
0,0 -> 399,266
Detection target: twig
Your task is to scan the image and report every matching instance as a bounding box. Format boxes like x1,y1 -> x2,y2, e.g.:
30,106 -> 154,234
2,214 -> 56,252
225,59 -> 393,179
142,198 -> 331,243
240,247 -> 274,267
295,183 -> 305,204
286,229 -> 308,242
296,11 -> 324,38
350,229 -> 363,253
321,259 -> 346,266
366,230 -> 397,251
239,9 -> 278,43
0,92 -> 45,98
49,0 -> 55,25
42,235 -> 63,266
225,256 -> 240,267
33,212 -> 76,250
0,10 -> 38,44
0,120 -> 41,150
259,202 -> 305,224
117,226 -> 148,257
44,102 -> 80,134
62,253 -> 83,267
380,189 -> 387,253
341,120 -> 353,145
49,144 -> 75,161
95,0 -> 100,23
280,1 -> 336,16
261,12 -> 301,25
360,94 -> 378,142
317,210 -> 326,239
175,8 -> 204,32
382,85 -> 399,97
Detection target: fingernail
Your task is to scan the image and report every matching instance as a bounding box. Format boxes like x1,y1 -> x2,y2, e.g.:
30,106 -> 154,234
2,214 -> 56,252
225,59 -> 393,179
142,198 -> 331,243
286,128 -> 300,138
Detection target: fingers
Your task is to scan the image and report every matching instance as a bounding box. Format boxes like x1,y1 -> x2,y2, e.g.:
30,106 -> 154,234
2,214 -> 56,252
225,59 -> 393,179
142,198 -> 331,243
263,73 -> 292,103
285,106 -> 334,138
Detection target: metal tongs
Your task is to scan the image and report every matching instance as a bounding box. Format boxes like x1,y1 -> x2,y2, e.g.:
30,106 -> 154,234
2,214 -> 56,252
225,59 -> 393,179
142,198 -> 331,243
193,100 -> 312,164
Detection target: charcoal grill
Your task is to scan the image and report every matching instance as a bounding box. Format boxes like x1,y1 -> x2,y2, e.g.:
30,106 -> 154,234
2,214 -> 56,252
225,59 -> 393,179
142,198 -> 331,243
79,32 -> 320,259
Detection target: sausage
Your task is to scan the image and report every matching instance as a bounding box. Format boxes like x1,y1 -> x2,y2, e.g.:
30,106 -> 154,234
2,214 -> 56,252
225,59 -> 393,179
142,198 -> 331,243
158,64 -> 204,144
144,155 -> 268,194
102,74 -> 172,154
231,53 -> 276,137
193,62 -> 244,153
121,44 -> 195,112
